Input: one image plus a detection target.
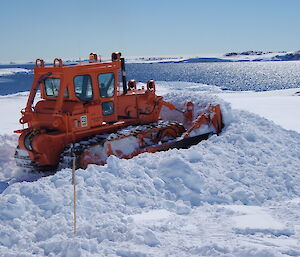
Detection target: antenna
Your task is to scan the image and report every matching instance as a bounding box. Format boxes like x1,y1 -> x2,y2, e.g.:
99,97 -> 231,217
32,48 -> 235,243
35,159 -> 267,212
77,42 -> 81,64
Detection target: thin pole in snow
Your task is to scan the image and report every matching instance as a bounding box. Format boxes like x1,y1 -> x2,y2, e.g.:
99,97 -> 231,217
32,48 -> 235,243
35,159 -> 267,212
72,153 -> 77,234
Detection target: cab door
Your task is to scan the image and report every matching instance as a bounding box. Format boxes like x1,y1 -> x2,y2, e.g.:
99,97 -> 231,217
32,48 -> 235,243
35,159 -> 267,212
98,72 -> 118,123
73,74 -> 103,129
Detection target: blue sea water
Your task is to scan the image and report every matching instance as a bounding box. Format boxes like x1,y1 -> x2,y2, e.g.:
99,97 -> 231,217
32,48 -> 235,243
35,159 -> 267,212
128,61 -> 300,91
0,61 -> 300,95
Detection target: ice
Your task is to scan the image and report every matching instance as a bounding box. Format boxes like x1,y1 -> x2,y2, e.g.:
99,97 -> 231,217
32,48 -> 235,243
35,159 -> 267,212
0,81 -> 299,256
0,68 -> 31,76
0,181 -> 9,193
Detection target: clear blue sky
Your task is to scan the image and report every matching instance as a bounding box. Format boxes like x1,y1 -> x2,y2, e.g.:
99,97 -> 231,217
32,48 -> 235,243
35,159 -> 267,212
1,0 -> 300,62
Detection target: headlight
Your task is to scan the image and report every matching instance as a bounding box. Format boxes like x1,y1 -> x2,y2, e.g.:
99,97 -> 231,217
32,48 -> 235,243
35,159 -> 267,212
24,132 -> 34,151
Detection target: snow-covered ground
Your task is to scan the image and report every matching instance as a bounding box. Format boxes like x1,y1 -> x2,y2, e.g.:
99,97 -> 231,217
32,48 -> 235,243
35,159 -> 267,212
218,88 -> 300,133
0,82 -> 300,256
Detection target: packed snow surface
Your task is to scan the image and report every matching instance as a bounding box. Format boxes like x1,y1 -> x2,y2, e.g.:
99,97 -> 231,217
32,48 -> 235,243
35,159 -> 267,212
218,88 -> 300,133
0,82 -> 300,256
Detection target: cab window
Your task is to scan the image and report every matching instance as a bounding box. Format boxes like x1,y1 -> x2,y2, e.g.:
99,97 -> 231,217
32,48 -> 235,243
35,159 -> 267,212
74,75 -> 93,101
98,73 -> 114,98
45,78 -> 60,97
102,101 -> 114,116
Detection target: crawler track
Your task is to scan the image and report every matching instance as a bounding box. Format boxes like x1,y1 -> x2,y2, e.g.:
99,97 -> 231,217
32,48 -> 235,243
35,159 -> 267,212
15,121 -> 186,172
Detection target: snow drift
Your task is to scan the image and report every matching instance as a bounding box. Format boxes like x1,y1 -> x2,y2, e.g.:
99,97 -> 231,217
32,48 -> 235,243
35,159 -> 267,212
0,83 -> 300,256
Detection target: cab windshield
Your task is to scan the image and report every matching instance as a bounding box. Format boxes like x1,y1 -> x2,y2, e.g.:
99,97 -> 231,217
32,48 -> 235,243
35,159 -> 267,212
44,78 -> 68,97
45,78 -> 60,97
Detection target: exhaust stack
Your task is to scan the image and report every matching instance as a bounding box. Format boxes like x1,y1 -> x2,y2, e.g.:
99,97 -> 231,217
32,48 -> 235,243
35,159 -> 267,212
120,57 -> 127,94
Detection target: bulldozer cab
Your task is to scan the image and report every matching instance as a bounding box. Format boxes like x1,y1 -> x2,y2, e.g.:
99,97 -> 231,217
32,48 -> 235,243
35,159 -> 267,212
39,72 -> 115,106
19,52 -> 162,137
19,54 -> 125,133
29,55 -> 121,117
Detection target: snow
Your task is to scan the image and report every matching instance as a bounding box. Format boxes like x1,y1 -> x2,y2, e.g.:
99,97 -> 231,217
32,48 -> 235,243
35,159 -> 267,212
125,51 -> 298,64
0,92 -> 29,134
0,81 -> 300,256
0,68 -> 31,76
0,51 -> 296,65
223,205 -> 290,235
129,209 -> 173,223
218,88 -> 300,133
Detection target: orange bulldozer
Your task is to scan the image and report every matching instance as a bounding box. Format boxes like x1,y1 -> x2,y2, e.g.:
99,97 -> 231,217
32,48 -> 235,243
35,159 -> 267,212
14,52 -> 223,171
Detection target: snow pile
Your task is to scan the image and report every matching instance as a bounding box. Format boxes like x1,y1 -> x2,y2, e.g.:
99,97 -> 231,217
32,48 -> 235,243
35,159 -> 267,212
161,89 -> 232,125
0,92 -> 39,134
0,68 -> 31,76
0,85 -> 300,255
0,135 -> 18,181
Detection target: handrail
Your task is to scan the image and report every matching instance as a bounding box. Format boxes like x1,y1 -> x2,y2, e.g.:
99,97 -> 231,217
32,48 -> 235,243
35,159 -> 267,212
35,59 -> 45,67
53,58 -> 63,67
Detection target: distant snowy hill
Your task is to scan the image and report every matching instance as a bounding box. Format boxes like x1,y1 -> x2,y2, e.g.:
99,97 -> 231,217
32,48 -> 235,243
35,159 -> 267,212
1,50 -> 300,65
274,50 -> 300,61
126,50 -> 300,64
